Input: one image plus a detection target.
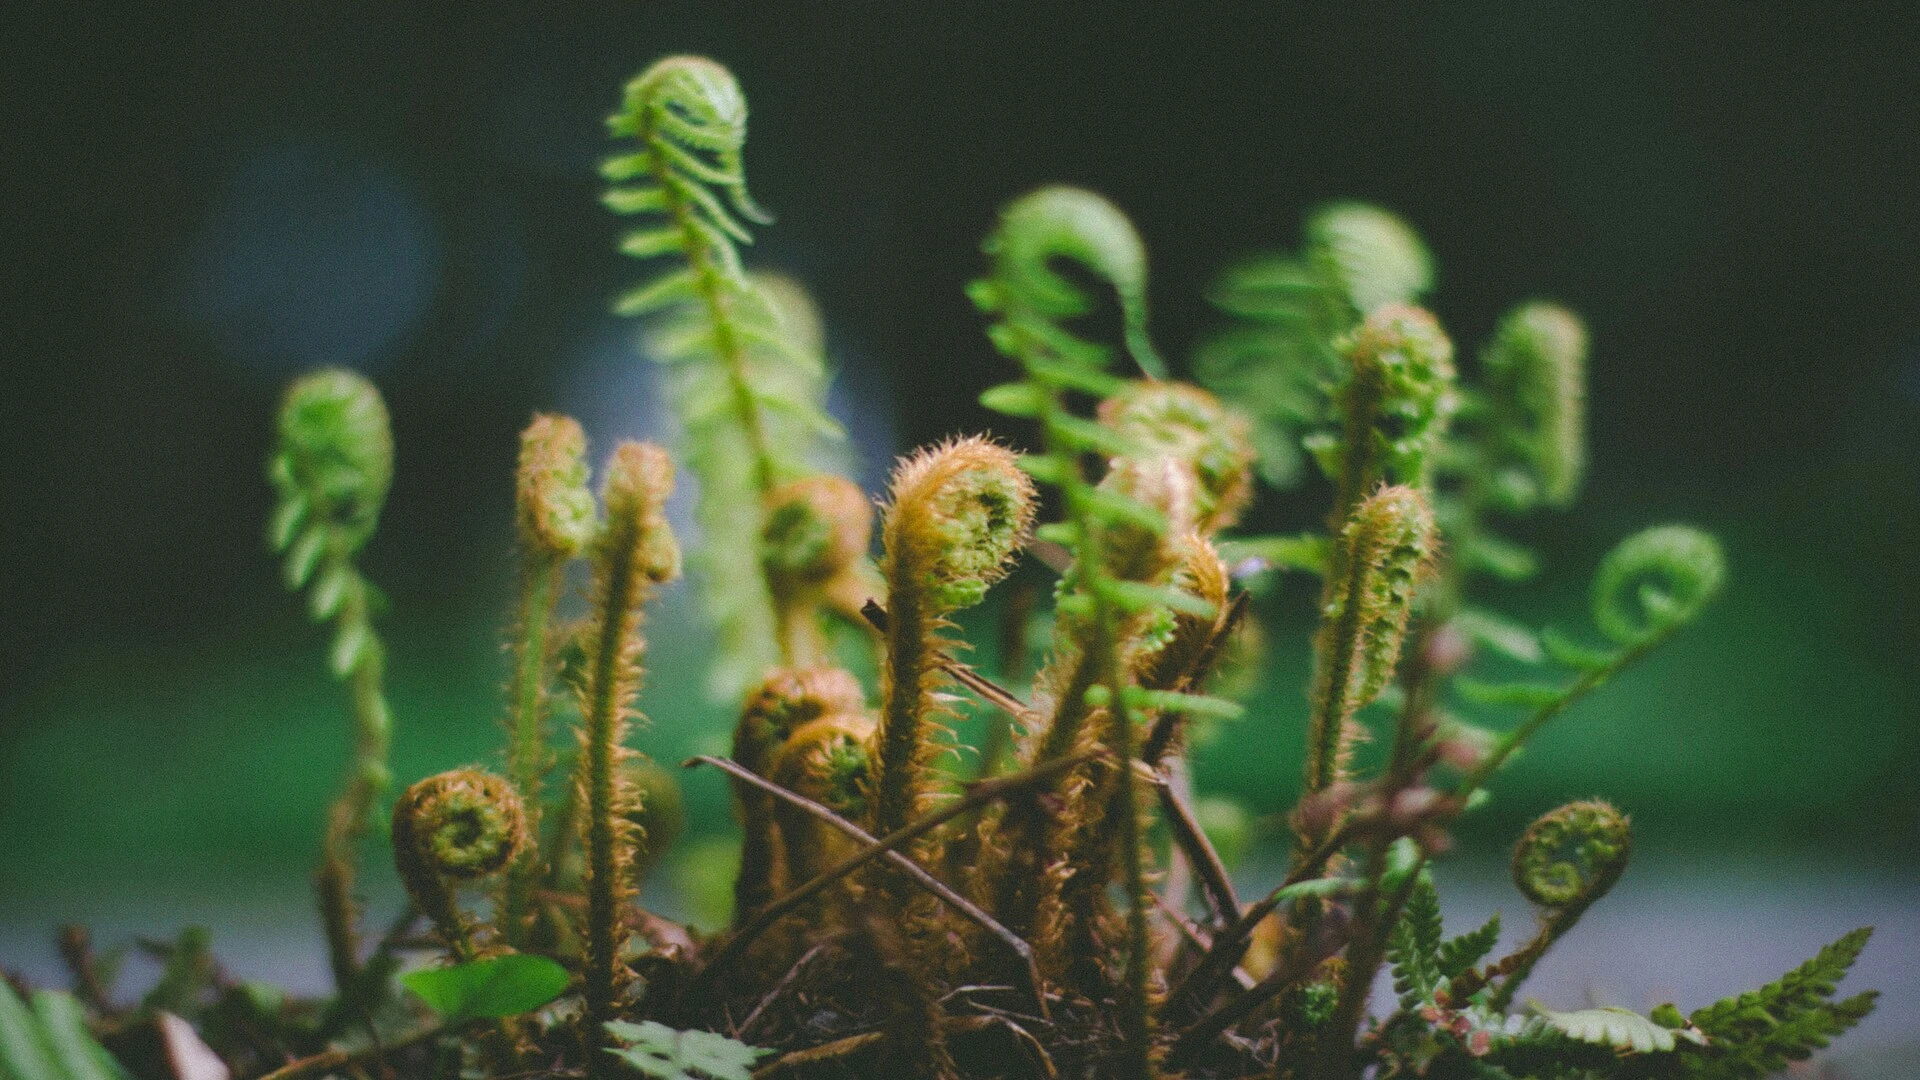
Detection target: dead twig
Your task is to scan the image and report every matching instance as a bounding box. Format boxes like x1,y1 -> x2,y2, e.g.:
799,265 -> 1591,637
1152,771 -> 1240,927
736,939 -> 838,1041
862,600 -> 1039,727
1165,915 -> 1349,1070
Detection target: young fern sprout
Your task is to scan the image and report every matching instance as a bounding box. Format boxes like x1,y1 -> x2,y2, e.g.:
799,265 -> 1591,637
761,475 -> 874,662
1320,303 -> 1459,521
573,441 -> 680,1051
1304,486 -> 1437,800
870,437 -> 1035,839
1478,301 -> 1589,512
604,55 -> 844,697
729,666 -> 867,922
500,413 -> 597,944
1194,200 -> 1432,489
266,367 -> 395,996
1096,381 -> 1256,536
1590,524 -> 1726,646
392,769 -> 527,961
976,184 -> 1203,1076
1488,800 -> 1632,1009
768,711 -> 876,887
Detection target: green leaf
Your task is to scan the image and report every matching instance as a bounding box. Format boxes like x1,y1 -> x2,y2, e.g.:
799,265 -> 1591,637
605,1020 -> 769,1080
1217,532 -> 1329,576
1438,911 -> 1502,980
31,992 -> 130,1080
1453,607 -> 1542,664
1454,677 -> 1567,710
1532,1004 -> 1703,1053
979,381 -> 1048,418
1387,872 -> 1444,1007
0,979 -> 60,1080
400,955 -> 571,1023
1538,627 -> 1620,673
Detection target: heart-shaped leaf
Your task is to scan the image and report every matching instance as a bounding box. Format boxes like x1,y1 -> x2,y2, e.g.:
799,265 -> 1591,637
400,955 -> 571,1023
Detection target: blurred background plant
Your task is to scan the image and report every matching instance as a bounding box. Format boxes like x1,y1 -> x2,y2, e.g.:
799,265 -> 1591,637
2,1 -> 1916,1073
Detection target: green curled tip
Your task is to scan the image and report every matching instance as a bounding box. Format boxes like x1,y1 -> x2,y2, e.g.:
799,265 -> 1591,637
1591,525 -> 1724,645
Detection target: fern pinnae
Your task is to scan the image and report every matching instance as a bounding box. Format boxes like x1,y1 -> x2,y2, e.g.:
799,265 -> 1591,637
267,368 -> 395,996
605,56 -> 842,698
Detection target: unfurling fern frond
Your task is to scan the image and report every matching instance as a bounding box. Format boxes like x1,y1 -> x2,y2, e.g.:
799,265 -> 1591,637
604,56 -> 842,699
1478,301 -> 1588,511
1194,201 -> 1432,488
1679,927 -> 1877,1080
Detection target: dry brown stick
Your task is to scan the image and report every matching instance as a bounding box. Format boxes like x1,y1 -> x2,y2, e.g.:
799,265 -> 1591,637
1152,771 -> 1240,927
1164,920 -> 1349,1070
687,753 -> 1096,1019
1160,823 -> 1353,1017
257,1021 -> 446,1080
736,939 -> 838,1041
1149,893 -> 1255,992
861,600 -> 1039,726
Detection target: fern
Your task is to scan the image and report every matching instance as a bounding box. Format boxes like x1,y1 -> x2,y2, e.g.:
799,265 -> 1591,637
1387,871 -> 1445,1008
604,56 -> 842,698
1438,912 -> 1502,981
1678,928 -> 1877,1080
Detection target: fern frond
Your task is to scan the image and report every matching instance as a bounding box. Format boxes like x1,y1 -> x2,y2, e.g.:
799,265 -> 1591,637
1678,928 -> 1876,1080
605,56 -> 841,698
1438,912 -> 1502,981
1387,871 -> 1445,1007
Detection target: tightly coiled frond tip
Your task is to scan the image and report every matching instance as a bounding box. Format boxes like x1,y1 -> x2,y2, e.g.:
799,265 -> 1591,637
1512,799 -> 1632,910
1591,524 -> 1724,645
516,413 -> 597,559
883,437 -> 1037,612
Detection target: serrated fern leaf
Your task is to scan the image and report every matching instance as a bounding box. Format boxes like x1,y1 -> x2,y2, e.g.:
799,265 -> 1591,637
1439,912 -> 1502,981
606,57 -> 841,698
1678,928 -> 1876,1080
1532,1005 -> 1703,1054
1388,871 -> 1445,1007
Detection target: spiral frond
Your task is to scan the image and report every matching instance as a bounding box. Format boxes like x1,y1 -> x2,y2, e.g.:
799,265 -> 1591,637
1590,525 -> 1725,646
730,667 -> 868,920
971,185 -> 1163,378
270,368 -> 393,564
1097,381 -> 1255,533
516,413 -> 598,559
1513,800 -> 1631,911
392,769 -> 526,957
762,475 -> 872,589
1328,304 -> 1459,516
1305,201 -> 1435,316
1306,485 -> 1438,797
605,55 -> 842,699
771,713 -> 876,882
1482,301 -> 1589,509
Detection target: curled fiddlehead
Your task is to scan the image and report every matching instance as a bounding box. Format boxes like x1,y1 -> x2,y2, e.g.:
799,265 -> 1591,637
770,712 -> 876,885
1303,485 -> 1439,810
730,666 -> 868,923
1321,303 -> 1459,520
1194,201 -> 1432,489
267,368 -> 395,995
870,437 -> 1034,838
393,769 -> 527,960
500,413 -> 598,944
1096,381 -> 1256,535
1479,301 -> 1588,511
761,475 -> 875,662
573,441 -> 680,1041
1488,800 -> 1632,1008
604,56 -> 843,697
1590,524 -> 1726,646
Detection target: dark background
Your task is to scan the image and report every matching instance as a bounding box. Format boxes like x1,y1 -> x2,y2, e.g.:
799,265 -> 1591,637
3,0 -> 1918,1008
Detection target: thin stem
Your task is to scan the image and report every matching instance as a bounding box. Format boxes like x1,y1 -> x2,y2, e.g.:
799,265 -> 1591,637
582,537 -> 644,1045
1152,772 -> 1240,927
501,559 -> 561,944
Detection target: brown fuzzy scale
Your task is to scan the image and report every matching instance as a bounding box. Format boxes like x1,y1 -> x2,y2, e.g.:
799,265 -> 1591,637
574,442 -> 679,1048
730,667 -> 867,925
392,769 -> 527,961
870,438 -> 1034,839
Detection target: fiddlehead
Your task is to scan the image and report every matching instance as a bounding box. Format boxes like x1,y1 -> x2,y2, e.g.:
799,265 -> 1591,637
1194,201 -> 1431,488
770,712 -> 876,885
604,55 -> 842,698
1303,485 -> 1437,813
729,667 -> 867,923
267,367 -> 394,996
976,186 -> 1187,1073
761,475 -> 875,663
500,413 -> 597,944
1096,381 -> 1255,535
1478,301 -> 1588,511
870,438 -> 1034,838
392,769 -> 527,960
573,441 -> 680,1049
1489,800 -> 1631,1009
1322,303 -> 1458,521
1590,524 -> 1725,646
